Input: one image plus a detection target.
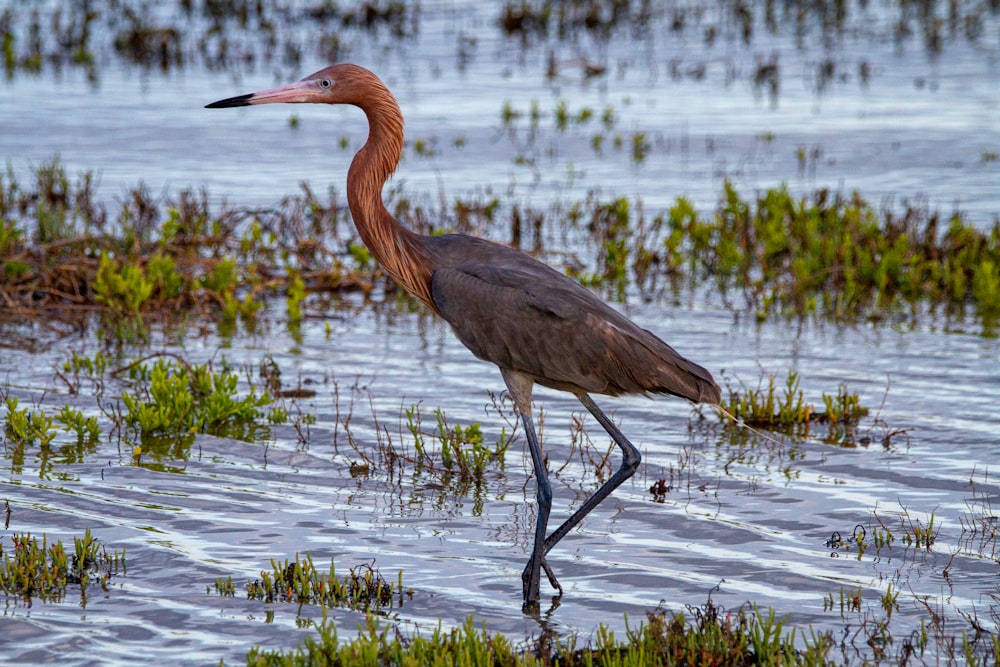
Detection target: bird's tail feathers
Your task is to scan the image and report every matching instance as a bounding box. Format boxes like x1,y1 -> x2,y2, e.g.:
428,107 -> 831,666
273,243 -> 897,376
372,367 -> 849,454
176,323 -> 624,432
659,356 -> 722,405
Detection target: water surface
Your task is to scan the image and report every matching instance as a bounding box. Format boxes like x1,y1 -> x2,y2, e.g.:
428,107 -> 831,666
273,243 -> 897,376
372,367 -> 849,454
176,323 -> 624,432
1,2 -> 999,664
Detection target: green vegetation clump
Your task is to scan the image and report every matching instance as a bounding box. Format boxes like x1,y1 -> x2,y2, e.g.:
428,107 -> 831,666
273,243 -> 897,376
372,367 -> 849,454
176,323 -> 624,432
2,352 -> 313,473
406,405 -> 509,479
721,370 -> 868,429
3,396 -> 58,447
0,158 -> 373,338
702,369 -> 883,447
241,602 -> 838,667
0,529 -> 126,604
213,553 -> 403,614
664,183 -> 1000,326
55,404 -> 101,442
121,356 -> 271,437
1,394 -> 99,448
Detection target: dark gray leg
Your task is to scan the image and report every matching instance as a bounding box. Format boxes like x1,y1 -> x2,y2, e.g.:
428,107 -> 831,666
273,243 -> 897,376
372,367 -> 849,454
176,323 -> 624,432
500,369 -> 557,604
519,413 -> 553,604
542,392 -> 641,555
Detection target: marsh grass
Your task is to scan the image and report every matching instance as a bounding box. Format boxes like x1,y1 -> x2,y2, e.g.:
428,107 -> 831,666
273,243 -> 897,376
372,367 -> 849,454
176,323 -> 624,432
333,384 -> 513,485
0,159 -> 375,340
213,553 -> 404,614
664,183 -> 1000,328
719,370 -> 868,434
3,159 -> 997,337
239,597 -> 905,667
0,528 -> 126,605
119,355 -> 272,439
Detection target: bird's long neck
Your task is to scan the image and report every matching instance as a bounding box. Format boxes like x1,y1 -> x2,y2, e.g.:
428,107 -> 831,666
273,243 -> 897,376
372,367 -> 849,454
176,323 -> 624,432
347,81 -> 435,310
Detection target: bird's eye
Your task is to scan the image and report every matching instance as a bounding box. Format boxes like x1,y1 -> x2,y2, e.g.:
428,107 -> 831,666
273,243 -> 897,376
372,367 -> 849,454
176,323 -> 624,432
320,78 -> 332,89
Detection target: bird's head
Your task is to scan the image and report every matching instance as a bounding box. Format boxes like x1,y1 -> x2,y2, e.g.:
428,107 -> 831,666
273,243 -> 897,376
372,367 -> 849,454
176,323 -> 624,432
205,64 -> 375,109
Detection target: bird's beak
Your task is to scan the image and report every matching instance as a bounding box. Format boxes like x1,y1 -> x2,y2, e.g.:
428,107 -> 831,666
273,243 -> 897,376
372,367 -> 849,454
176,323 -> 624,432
205,79 -> 316,109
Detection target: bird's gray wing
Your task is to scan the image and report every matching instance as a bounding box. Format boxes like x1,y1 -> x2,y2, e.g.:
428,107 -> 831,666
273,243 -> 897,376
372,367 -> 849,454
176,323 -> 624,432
430,258 -> 720,402
432,261 -> 692,398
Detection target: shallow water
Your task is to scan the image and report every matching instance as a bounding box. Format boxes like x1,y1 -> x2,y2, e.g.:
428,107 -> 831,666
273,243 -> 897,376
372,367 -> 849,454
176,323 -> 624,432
2,1 -> 999,665
2,301 -> 998,664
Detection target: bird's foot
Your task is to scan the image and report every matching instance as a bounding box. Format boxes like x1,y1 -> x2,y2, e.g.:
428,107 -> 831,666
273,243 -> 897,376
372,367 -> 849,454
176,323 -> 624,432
522,556 -> 563,604
541,559 -> 563,595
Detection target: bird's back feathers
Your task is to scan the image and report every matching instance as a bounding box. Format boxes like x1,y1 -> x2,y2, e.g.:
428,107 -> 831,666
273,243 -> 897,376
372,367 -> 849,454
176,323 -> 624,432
424,234 -> 721,405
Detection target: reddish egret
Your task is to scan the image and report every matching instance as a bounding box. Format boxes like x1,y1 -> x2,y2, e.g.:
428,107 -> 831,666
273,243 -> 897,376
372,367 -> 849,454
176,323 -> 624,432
207,64 -> 721,606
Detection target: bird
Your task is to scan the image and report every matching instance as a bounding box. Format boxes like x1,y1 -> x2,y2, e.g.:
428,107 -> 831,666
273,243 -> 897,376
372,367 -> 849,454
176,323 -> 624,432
207,64 -> 722,607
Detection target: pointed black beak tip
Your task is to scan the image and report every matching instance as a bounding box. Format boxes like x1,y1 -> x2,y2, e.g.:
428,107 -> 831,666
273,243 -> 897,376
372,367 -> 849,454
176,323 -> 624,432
205,93 -> 254,109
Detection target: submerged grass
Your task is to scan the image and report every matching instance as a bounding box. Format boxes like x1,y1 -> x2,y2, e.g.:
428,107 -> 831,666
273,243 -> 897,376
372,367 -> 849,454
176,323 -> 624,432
332,385 -> 516,493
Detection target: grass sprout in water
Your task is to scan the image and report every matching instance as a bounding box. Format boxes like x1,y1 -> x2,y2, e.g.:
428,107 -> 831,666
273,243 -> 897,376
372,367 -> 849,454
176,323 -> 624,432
720,370 -> 867,430
406,404 -> 511,479
334,383 -> 514,485
213,553 -> 404,614
688,368 -> 895,450
0,529 -> 126,606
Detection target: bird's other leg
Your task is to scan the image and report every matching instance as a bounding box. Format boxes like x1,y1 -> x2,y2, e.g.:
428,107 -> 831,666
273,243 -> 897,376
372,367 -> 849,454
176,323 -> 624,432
501,370 -> 557,605
518,413 -> 561,603
542,392 -> 641,556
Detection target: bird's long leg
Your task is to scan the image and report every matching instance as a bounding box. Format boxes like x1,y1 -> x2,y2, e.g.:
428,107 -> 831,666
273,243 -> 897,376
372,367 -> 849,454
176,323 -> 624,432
518,411 -> 555,604
542,392 -> 641,555
501,370 -> 557,604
